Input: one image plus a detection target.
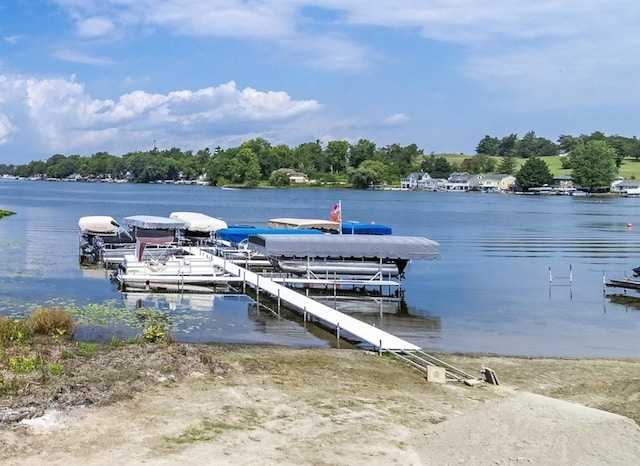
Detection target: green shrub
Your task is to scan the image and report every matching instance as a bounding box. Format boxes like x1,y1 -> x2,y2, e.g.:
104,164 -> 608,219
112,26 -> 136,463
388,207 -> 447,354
27,307 -> 76,338
143,322 -> 166,343
9,355 -> 43,374
76,341 -> 97,357
0,317 -> 31,345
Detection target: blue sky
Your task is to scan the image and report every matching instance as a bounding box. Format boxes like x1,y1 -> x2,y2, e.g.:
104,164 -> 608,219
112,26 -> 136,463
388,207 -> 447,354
1,1 -> 639,165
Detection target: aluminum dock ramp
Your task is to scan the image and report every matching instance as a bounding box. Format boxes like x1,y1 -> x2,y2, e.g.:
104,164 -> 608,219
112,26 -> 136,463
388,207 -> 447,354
185,247 -> 419,351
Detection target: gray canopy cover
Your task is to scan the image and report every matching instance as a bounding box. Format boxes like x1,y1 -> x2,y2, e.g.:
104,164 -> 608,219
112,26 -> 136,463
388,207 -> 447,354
247,234 -> 440,260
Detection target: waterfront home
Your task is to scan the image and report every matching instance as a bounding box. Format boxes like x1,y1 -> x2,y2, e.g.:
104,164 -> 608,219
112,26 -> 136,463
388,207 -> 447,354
477,174 -> 516,192
401,172 -> 430,189
275,168 -> 309,184
613,178 -> 640,195
445,172 -> 473,191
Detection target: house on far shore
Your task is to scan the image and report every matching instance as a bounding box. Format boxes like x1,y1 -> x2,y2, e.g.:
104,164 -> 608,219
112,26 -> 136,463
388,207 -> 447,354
550,175 -> 574,190
400,172 -> 444,190
275,168 -> 309,184
613,178 -> 640,195
476,174 -> 516,192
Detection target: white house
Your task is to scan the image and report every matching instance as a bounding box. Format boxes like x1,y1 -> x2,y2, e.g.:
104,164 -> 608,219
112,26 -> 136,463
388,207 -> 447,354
401,172 -> 432,190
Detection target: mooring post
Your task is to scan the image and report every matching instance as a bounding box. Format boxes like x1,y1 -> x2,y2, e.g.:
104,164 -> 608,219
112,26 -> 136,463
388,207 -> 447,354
277,289 -> 281,314
336,323 -> 340,349
379,339 -> 383,356
569,264 -> 573,283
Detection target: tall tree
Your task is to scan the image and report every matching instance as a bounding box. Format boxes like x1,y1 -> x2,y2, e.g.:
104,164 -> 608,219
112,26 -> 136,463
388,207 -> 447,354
498,134 -> 518,157
476,135 -> 501,156
515,157 -> 553,191
348,139 -> 377,168
570,140 -> 618,192
324,140 -> 350,175
498,155 -> 517,174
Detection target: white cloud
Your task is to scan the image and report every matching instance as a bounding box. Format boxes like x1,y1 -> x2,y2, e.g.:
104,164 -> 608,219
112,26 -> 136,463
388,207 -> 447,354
53,49 -> 115,65
76,17 -> 116,38
0,114 -> 13,144
384,113 -> 409,125
0,74 -> 322,161
3,35 -> 22,44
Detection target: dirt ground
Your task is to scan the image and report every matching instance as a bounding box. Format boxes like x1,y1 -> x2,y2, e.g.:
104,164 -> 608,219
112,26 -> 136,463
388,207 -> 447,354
1,343 -> 640,465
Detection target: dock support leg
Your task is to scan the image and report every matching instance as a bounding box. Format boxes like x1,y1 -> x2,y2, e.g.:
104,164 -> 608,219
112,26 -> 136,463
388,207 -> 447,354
277,289 -> 281,315
256,275 -> 260,307
336,323 -> 340,348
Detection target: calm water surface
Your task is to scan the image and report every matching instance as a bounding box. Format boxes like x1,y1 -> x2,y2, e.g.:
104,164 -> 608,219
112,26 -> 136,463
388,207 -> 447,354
1,179 -> 639,357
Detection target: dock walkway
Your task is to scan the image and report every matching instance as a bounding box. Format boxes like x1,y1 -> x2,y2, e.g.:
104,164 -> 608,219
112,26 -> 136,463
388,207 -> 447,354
185,247 -> 419,351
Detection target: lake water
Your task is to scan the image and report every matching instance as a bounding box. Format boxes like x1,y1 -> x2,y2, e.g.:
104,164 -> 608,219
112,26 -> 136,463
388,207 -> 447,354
1,179 -> 639,357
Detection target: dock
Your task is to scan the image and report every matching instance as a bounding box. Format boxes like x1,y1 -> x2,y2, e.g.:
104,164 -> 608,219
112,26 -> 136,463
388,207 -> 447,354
185,246 -> 418,351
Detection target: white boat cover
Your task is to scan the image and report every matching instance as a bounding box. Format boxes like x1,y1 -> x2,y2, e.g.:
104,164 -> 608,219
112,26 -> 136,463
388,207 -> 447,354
268,218 -> 340,232
169,212 -> 228,232
123,215 -> 185,230
78,216 -> 120,234
248,234 -> 440,260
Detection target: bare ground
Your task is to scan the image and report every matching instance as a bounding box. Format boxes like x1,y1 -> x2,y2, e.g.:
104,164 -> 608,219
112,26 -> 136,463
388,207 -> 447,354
1,342 -> 640,465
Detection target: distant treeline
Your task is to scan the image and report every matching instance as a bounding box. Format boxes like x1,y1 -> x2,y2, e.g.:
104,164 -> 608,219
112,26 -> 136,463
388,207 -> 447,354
0,132 -> 638,188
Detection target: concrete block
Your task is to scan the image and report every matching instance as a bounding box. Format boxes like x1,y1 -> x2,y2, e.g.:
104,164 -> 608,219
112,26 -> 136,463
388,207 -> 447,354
427,366 -> 446,384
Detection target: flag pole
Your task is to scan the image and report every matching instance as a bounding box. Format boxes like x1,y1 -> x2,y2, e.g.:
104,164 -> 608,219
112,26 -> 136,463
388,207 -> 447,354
339,200 -> 342,235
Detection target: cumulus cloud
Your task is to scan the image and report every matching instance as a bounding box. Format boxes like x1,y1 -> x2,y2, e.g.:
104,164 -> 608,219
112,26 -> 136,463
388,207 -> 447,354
0,74 -> 322,161
0,114 -> 14,144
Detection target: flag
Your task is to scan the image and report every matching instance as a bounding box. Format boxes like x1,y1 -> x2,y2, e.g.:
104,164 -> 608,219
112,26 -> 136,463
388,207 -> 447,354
329,202 -> 341,223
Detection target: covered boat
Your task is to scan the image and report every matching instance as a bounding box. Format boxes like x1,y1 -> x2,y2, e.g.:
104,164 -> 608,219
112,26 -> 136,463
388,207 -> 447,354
169,211 -> 228,242
78,215 -> 120,235
78,215 -> 130,265
268,218 -> 340,233
247,234 -> 440,278
123,215 -> 185,260
216,227 -> 323,245
341,222 -> 392,235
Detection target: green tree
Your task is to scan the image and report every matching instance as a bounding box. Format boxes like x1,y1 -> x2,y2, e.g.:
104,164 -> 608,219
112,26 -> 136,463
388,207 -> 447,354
268,170 -> 291,187
324,140 -> 350,175
516,157 -> 553,191
515,131 -> 557,158
348,160 -> 387,189
498,155 -> 517,174
498,134 -> 518,157
472,154 -> 496,173
421,155 -> 452,178
570,140 -> 618,192
348,139 -> 377,169
557,134 -> 580,152
476,135 -> 500,156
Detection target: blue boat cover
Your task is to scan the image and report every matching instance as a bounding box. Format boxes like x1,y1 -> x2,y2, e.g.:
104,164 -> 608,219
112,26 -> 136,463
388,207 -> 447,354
341,222 -> 392,235
216,227 -> 323,244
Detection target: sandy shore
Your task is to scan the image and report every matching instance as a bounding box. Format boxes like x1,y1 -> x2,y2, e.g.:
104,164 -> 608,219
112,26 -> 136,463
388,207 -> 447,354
1,346 -> 639,465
